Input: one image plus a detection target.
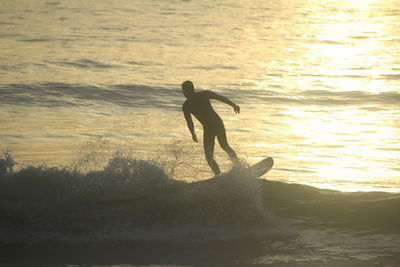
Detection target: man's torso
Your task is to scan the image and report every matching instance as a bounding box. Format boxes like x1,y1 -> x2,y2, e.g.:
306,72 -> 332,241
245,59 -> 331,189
183,91 -> 223,130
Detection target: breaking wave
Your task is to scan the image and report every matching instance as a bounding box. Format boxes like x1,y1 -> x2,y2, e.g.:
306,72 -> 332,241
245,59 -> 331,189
1,153 -> 399,245
0,155 -> 290,245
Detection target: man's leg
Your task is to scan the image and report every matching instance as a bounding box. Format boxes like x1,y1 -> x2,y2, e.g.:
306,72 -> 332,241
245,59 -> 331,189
203,130 -> 221,175
216,128 -> 239,163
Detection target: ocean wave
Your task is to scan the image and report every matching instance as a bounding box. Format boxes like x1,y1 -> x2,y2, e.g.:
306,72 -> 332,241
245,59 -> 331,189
0,155 -> 288,244
47,59 -> 124,69
189,65 -> 239,70
0,153 -> 399,245
262,181 -> 400,231
18,38 -> 53,42
237,88 -> 400,107
1,82 -> 400,109
0,83 -> 180,109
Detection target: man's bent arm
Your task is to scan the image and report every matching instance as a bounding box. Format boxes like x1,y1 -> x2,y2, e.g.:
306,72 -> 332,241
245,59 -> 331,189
182,103 -> 198,142
207,91 -> 240,114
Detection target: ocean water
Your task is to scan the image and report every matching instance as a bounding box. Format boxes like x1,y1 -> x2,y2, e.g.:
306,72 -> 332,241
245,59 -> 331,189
1,0 -> 400,266
1,158 -> 400,266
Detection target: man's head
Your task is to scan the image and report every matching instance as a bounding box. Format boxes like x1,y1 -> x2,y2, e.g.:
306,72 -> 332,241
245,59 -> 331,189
182,80 -> 195,99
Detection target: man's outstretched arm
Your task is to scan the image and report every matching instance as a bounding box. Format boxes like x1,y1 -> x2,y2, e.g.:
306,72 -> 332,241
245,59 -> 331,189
207,91 -> 240,114
182,103 -> 198,142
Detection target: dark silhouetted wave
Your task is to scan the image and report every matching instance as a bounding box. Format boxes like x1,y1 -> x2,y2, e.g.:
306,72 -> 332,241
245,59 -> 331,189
0,155 -> 398,245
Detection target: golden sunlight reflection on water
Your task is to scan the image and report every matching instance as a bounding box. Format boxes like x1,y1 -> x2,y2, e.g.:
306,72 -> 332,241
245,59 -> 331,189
238,0 -> 400,192
1,0 -> 399,192
254,102 -> 399,192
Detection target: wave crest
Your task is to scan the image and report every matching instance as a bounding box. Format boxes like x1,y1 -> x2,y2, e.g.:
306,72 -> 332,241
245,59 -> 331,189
0,155 -> 289,244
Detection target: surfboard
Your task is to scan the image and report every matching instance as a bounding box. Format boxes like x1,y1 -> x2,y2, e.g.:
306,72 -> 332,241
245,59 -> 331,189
191,157 -> 274,185
247,157 -> 274,177
191,157 -> 274,186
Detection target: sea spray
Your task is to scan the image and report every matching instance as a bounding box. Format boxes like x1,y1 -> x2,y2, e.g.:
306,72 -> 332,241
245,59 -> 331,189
0,151 -> 15,177
0,153 -> 290,244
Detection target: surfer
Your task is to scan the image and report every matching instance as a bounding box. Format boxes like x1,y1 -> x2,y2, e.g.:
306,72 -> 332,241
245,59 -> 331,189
181,80 -> 240,175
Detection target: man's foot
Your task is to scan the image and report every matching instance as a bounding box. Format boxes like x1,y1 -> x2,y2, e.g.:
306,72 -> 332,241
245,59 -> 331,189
214,170 -> 221,176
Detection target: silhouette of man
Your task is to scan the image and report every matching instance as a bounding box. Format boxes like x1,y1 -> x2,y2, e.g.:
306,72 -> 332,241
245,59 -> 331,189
181,80 -> 240,175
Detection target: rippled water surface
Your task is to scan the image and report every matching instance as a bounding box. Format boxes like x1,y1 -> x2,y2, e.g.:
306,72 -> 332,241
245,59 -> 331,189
1,0 -> 399,192
1,1 -> 400,266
